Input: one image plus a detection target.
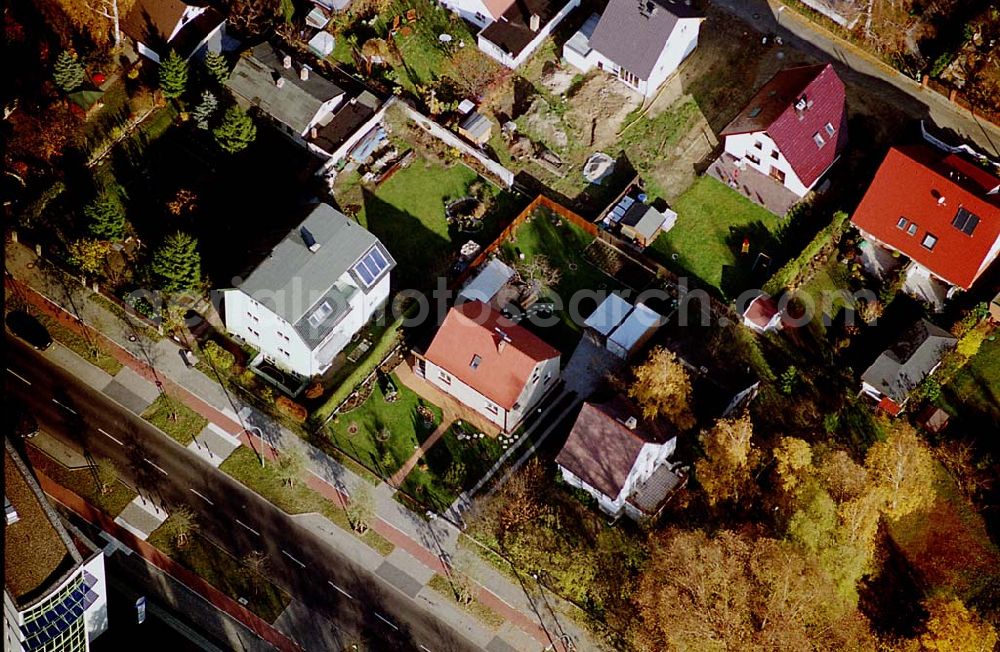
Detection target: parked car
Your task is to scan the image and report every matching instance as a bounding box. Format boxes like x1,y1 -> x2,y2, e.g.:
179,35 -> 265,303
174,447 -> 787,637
5,405 -> 38,439
5,310 -> 52,351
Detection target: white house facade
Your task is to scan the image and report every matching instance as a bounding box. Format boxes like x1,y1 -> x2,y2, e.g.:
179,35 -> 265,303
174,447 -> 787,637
421,301 -> 560,433
222,204 -> 394,381
478,0 -> 581,69
555,397 -> 682,519
723,131 -> 812,197
563,1 -> 703,98
123,0 -> 226,63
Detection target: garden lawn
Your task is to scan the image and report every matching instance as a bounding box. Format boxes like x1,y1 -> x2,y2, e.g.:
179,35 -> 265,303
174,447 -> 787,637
400,422 -> 505,511
356,157 -> 481,289
649,176 -> 781,296
326,375 -> 442,477
938,334 -> 1000,429
26,446 -> 136,517
500,207 -> 620,349
148,521 -> 290,622
140,394 -> 207,446
36,314 -> 123,375
220,447 -> 395,555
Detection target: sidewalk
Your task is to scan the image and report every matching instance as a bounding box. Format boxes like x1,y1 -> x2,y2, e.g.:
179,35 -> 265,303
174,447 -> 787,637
5,240 -> 601,652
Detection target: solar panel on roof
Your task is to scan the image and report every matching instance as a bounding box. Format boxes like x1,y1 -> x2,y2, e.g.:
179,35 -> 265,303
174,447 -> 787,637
351,246 -> 390,288
951,207 -> 980,235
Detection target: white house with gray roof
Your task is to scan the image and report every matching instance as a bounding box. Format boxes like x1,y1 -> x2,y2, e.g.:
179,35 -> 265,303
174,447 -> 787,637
563,0 -> 703,97
860,319 -> 956,415
227,43 -> 346,147
222,204 -> 394,380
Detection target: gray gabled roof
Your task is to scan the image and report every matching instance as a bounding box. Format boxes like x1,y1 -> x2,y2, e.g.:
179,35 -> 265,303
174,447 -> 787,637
237,204 -> 394,346
589,0 -> 703,80
226,43 -> 344,134
861,319 -> 957,404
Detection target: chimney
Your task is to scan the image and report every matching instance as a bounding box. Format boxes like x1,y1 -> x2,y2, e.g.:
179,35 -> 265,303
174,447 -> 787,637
497,339 -> 507,353
300,226 -> 321,252
283,54 -> 293,69
529,13 -> 540,31
276,77 -> 285,88
310,127 -> 318,139
624,416 -> 638,430
5,497 -> 18,525
300,65 -> 310,81
937,195 -> 946,206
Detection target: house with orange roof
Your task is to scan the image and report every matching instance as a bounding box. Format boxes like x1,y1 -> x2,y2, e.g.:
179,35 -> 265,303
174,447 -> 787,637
851,146 -> 1000,304
421,301 -> 561,432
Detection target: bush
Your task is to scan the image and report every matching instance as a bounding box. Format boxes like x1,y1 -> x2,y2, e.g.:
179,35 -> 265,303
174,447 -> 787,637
276,396 -> 307,423
202,340 -> 235,372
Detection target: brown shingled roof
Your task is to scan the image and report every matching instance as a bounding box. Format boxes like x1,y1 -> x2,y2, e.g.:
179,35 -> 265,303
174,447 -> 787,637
555,396 -> 673,500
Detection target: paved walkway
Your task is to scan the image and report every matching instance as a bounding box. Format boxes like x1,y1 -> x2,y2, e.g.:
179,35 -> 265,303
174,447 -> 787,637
5,241 -> 600,652
711,0 -> 1000,156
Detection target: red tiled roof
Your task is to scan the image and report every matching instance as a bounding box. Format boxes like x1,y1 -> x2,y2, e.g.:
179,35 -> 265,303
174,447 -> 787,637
721,63 -> 847,189
850,146 -> 1000,289
423,301 -> 559,409
743,294 -> 780,328
555,396 -> 673,499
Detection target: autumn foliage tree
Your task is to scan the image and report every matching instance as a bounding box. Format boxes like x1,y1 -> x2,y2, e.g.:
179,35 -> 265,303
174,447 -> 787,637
628,346 -> 695,430
68,238 -> 113,275
695,413 -> 755,506
908,596 -> 998,652
630,528 -> 875,651
865,422 -> 937,521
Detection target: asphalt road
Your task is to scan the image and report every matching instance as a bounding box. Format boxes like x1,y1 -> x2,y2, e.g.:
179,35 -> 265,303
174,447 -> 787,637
5,336 -> 478,652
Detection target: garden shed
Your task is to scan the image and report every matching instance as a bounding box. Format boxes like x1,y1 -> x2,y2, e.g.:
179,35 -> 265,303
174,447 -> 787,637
607,302 -> 663,359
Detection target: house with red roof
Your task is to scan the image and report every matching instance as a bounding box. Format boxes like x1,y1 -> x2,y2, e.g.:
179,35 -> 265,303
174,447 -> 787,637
851,146 -> 1000,300
720,63 -> 847,199
421,301 -> 560,432
741,294 -> 783,334
556,395 -> 685,520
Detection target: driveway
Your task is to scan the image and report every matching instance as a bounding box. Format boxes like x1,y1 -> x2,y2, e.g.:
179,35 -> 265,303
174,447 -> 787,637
562,337 -> 621,399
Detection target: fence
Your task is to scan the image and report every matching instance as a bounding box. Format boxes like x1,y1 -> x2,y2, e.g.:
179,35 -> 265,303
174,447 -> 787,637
393,100 -> 516,188
36,471 -> 301,652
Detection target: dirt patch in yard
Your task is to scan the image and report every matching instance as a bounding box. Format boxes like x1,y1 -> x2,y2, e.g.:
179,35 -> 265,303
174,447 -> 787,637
521,96 -> 569,151
564,73 -> 642,151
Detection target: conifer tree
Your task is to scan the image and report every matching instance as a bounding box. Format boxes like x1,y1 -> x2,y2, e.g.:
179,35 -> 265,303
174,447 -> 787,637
192,90 -> 218,130
212,105 -> 257,153
53,51 -> 86,92
84,190 -> 127,241
158,50 -> 189,99
151,232 -> 201,293
203,51 -> 230,84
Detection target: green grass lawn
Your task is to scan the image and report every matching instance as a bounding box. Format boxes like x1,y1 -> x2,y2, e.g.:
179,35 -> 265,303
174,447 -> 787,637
326,374 -> 443,477
148,519 -> 290,622
648,176 -> 781,297
26,447 -> 136,517
220,447 -> 395,556
140,394 -> 207,446
888,462 -> 1000,601
355,156 -> 500,289
36,314 -> 123,375
399,421 -> 505,511
937,334 -> 1000,429
499,207 -> 620,350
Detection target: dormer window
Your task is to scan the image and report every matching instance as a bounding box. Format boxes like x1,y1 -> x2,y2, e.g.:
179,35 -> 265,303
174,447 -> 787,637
906,222 -> 918,236
813,132 -> 826,148
470,354 -> 482,369
922,233 -> 938,250
824,122 -> 835,136
896,217 -> 908,230
951,207 -> 980,235
307,301 -> 333,328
